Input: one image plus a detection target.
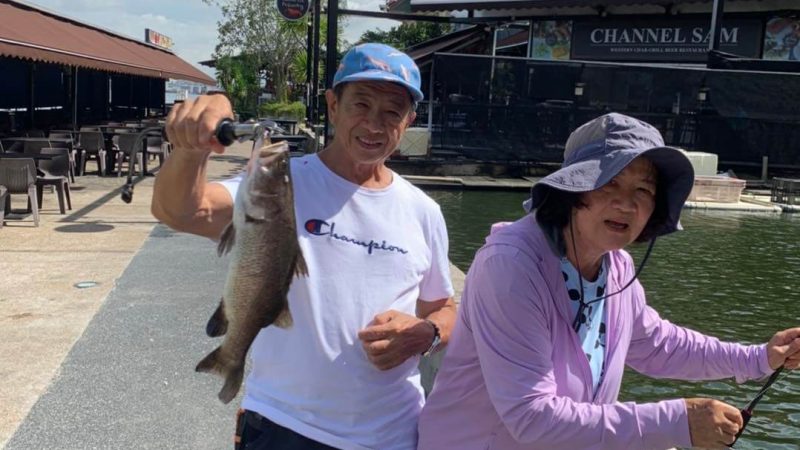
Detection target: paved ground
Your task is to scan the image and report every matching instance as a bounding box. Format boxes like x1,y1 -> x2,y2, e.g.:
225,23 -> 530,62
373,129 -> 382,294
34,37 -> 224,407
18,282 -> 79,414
5,226 -> 239,450
0,141 -> 465,449
0,142 -> 249,448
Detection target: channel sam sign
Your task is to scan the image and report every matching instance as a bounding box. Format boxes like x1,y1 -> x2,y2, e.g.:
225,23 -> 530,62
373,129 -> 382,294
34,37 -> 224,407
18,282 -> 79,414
571,18 -> 762,62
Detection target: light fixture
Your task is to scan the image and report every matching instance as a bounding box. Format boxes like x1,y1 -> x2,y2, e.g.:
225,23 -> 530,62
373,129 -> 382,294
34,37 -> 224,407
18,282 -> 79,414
574,82 -> 586,97
697,87 -> 709,102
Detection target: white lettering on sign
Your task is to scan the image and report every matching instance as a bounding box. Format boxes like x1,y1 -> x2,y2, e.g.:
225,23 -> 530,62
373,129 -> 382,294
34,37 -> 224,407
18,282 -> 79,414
590,26 -> 740,45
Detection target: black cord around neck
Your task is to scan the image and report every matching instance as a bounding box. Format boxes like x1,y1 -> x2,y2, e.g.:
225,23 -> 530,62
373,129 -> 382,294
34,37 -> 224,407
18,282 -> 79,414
567,220 -> 657,332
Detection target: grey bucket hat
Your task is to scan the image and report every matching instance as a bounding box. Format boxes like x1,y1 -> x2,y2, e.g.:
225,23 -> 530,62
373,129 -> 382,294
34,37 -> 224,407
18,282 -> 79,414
525,113 -> 695,237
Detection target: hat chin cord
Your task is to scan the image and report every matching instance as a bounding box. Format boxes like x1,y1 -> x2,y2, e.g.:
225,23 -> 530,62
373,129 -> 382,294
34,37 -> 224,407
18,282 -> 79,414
568,220 -> 657,332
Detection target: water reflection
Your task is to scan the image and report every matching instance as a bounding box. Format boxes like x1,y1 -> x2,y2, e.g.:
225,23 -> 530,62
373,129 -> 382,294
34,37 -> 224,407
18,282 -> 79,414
427,190 -> 800,449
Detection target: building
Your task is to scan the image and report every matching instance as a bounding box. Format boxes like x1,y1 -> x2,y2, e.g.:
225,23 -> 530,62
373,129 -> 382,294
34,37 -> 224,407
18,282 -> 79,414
0,0 -> 215,132
386,0 -> 800,170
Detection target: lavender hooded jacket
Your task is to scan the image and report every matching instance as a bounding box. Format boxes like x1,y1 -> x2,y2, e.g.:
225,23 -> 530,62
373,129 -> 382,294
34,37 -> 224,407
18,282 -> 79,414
417,215 -> 771,450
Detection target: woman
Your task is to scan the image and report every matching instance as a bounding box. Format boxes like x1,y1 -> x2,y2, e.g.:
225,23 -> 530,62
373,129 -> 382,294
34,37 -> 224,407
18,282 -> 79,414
417,113 -> 800,450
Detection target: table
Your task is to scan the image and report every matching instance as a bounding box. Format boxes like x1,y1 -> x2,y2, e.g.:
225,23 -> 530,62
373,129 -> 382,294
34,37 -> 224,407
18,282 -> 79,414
1,137 -> 73,155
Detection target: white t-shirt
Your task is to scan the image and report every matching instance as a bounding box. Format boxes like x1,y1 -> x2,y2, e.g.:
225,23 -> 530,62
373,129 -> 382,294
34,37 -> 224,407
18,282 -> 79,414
215,154 -> 454,450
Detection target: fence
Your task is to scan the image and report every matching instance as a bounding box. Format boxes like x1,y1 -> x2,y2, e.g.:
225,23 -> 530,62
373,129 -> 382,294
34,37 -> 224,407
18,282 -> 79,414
416,53 -> 800,168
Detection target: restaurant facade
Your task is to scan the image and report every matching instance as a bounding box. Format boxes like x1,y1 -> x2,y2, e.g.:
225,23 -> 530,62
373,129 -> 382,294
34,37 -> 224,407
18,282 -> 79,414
0,0 -> 215,134
389,0 -> 800,170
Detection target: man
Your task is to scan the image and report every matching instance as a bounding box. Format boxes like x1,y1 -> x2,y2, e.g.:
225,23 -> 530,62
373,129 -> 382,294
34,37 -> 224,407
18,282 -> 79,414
151,43 -> 456,450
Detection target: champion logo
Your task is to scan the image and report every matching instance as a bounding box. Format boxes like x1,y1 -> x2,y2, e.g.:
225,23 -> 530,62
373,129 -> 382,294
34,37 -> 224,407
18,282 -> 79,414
304,219 -> 408,255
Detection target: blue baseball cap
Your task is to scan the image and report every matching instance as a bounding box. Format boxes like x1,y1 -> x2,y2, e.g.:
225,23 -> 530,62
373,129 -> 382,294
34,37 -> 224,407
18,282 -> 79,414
526,113 -> 695,238
333,43 -> 423,103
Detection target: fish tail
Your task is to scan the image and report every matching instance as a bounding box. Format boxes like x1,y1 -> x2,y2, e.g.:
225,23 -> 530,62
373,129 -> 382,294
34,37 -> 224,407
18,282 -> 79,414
195,347 -> 244,404
219,365 -> 245,404
195,347 -> 225,375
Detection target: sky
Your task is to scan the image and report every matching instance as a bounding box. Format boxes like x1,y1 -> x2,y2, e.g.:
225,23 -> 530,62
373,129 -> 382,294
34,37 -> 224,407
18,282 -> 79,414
25,0 -> 401,79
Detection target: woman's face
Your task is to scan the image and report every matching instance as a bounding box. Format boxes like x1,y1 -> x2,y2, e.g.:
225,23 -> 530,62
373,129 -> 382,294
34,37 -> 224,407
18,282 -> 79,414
571,157 -> 658,255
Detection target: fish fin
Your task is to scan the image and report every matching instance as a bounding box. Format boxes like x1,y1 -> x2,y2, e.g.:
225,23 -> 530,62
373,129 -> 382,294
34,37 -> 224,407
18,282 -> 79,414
195,347 -> 224,375
217,222 -> 236,257
195,347 -> 244,404
205,299 -> 228,337
294,249 -> 309,277
272,306 -> 293,329
218,365 -> 244,404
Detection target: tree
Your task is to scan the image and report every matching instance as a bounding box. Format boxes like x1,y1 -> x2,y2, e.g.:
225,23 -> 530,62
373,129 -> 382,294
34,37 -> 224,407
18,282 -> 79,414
214,55 -> 261,117
205,0 -> 348,110
357,22 -> 453,50
204,0 -> 307,105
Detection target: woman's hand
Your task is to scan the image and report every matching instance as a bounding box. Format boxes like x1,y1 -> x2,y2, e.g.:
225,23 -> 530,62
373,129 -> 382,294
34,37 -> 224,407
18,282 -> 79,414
766,327 -> 800,370
685,398 -> 743,449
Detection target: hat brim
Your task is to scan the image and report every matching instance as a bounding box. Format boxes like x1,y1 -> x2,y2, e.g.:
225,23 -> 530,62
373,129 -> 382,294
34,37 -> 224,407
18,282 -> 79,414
337,71 -> 424,102
526,146 -> 695,237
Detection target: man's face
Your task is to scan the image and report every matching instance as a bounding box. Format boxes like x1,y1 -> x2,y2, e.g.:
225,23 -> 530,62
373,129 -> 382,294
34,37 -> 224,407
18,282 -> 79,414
326,81 -> 416,165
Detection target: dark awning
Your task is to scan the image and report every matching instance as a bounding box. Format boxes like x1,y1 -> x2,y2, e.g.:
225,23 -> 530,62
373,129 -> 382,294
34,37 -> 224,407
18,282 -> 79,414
407,0 -> 713,12
406,26 -> 491,68
0,0 -> 215,85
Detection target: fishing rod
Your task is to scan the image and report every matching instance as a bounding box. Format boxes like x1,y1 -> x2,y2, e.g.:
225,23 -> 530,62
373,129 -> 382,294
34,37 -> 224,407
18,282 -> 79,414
120,119 -> 285,204
729,366 -> 787,447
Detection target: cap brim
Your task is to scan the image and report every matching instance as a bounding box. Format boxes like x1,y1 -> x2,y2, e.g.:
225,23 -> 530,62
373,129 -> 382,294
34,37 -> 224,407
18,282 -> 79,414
527,146 -> 695,237
337,71 -> 424,102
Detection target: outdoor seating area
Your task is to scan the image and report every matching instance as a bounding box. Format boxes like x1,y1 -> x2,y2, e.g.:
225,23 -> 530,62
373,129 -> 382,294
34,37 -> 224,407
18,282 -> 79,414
0,119 -> 168,228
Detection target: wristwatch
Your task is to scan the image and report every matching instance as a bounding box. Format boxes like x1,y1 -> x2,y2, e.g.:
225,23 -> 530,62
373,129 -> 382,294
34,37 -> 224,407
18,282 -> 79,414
422,319 -> 441,357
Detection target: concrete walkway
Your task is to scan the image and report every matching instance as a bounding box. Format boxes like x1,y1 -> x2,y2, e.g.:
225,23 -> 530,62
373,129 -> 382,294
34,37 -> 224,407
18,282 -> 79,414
5,226 -> 239,449
0,142 -> 249,448
0,142 -> 465,449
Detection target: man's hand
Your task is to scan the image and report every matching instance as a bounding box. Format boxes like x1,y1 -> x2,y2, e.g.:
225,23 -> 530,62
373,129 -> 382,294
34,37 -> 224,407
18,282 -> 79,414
766,327 -> 800,370
165,94 -> 233,158
357,310 -> 435,371
685,398 -> 743,449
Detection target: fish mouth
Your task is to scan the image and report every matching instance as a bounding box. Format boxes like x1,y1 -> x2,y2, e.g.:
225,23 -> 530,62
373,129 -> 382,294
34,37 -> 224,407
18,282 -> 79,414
255,142 -> 289,165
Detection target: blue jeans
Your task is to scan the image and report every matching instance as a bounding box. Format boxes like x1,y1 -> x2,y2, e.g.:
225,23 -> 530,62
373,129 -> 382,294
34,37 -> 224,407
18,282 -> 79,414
235,409 -> 339,450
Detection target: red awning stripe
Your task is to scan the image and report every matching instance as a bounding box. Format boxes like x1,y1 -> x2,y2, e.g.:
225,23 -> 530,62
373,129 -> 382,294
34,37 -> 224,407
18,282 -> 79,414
0,1 -> 215,85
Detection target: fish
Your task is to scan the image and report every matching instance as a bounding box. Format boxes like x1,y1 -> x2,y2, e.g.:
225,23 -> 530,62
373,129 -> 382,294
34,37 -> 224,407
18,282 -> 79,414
196,139 -> 308,404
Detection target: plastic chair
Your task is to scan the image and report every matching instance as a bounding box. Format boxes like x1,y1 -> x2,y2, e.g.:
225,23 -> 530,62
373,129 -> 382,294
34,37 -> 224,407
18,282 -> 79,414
115,133 -> 144,177
37,148 -> 72,214
0,185 -> 6,228
46,140 -> 76,183
145,136 -> 166,166
77,131 -> 107,176
23,139 -> 52,154
0,158 -> 39,226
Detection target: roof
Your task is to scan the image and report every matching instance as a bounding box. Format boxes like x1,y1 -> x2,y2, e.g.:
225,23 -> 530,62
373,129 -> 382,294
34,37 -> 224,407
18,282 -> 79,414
0,0 -> 215,84
405,26 -> 491,68
406,0 -> 714,12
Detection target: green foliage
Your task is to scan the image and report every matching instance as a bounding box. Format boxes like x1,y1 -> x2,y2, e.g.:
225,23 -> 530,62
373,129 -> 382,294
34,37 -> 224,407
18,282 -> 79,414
214,55 -> 260,116
357,22 -> 453,50
259,101 -> 306,120
204,0 -> 349,109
